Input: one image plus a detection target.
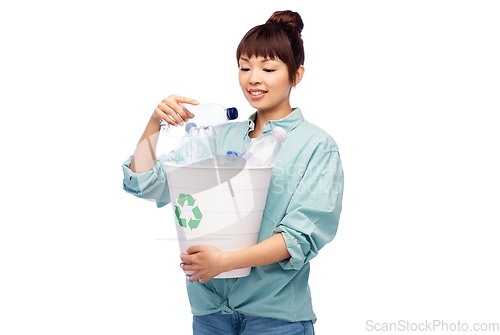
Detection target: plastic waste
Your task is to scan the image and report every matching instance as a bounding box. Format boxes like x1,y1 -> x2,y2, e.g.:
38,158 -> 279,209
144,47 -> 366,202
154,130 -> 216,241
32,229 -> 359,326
173,125 -> 218,165
160,103 -> 238,138
218,151 -> 246,168
174,134 -> 192,165
189,125 -> 218,164
242,126 -> 287,167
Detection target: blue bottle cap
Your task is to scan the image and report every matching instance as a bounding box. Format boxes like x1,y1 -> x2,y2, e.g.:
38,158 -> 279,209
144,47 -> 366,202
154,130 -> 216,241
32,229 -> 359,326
226,151 -> 239,156
185,122 -> 197,133
226,107 -> 238,120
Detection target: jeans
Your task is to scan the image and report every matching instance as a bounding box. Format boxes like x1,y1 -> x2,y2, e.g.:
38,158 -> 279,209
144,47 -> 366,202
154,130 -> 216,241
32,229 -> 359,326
193,311 -> 314,335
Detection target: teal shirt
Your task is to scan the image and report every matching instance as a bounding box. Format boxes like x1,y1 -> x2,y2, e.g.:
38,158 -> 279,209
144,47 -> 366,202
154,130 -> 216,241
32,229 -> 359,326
122,108 -> 344,323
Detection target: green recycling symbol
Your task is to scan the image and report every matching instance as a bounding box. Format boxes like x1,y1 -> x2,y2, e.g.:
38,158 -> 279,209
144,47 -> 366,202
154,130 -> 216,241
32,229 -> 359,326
174,193 -> 203,230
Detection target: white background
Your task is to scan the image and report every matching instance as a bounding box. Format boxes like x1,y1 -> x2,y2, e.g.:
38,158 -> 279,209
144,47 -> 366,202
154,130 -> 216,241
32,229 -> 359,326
1,0 -> 499,334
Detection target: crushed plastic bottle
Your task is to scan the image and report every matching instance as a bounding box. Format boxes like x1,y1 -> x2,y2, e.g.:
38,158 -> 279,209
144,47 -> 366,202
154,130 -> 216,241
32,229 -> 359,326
189,125 -> 218,164
174,134 -> 192,165
242,126 -> 287,167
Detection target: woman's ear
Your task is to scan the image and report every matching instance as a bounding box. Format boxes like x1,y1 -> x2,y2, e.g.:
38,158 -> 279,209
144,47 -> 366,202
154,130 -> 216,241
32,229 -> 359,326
293,65 -> 305,86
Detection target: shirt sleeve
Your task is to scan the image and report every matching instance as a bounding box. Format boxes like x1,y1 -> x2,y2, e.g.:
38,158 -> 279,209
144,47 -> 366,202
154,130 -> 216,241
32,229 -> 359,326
273,150 -> 344,270
122,152 -> 175,208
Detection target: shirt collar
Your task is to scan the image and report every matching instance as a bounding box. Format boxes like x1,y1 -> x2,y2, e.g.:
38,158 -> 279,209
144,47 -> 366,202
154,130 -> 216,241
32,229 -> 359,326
247,107 -> 304,135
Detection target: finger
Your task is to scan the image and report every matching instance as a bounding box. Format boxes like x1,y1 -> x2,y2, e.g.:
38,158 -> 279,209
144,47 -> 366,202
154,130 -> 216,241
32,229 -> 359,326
180,105 -> 196,120
154,107 -> 172,125
180,253 -> 192,263
199,276 -> 212,284
160,97 -> 189,124
157,103 -> 184,125
169,95 -> 198,122
170,103 -> 191,123
181,263 -> 194,272
155,106 -> 180,126
188,271 -> 202,283
170,94 -> 199,106
186,244 -> 203,254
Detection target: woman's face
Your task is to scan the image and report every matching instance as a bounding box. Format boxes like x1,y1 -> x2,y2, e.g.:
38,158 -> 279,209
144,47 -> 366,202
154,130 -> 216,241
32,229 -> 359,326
238,56 -> 293,113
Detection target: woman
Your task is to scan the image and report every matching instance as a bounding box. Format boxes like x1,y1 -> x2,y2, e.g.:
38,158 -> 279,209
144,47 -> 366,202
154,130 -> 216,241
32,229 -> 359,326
123,10 -> 344,334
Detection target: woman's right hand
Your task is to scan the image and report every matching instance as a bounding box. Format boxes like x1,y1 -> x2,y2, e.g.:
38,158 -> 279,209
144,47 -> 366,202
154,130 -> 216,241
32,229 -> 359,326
152,94 -> 199,126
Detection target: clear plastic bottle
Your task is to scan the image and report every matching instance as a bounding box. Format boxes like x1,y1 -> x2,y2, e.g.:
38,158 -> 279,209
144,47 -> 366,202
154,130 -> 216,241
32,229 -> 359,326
189,125 -> 218,164
173,125 -> 218,165
174,134 -> 192,165
160,103 -> 238,137
218,151 -> 246,168
241,126 -> 288,167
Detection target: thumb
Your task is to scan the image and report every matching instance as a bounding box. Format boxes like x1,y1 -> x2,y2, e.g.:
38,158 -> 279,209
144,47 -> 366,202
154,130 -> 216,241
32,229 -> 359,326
186,244 -> 203,254
181,105 -> 196,118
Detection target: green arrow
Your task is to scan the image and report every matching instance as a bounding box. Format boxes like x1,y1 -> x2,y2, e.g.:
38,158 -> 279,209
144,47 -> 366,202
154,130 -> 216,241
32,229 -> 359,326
175,205 -> 182,220
186,194 -> 195,206
178,193 -> 187,207
188,219 -> 201,230
192,206 -> 203,220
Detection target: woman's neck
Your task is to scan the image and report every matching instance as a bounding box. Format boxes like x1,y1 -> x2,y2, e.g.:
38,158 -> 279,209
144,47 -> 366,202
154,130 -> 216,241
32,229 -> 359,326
249,102 -> 293,138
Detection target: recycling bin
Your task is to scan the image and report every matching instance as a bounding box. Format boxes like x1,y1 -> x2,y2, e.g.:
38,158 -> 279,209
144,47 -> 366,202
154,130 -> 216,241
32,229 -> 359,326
164,160 -> 273,278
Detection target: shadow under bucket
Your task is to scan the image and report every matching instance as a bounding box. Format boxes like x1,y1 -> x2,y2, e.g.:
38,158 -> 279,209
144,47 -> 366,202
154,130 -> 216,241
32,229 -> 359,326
164,158 -> 273,278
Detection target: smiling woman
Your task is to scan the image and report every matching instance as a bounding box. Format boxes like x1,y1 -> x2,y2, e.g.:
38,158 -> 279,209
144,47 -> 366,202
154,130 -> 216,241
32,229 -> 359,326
122,9 -> 344,335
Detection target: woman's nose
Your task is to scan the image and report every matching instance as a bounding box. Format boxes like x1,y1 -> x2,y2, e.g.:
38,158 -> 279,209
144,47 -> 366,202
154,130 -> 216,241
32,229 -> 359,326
249,72 -> 262,85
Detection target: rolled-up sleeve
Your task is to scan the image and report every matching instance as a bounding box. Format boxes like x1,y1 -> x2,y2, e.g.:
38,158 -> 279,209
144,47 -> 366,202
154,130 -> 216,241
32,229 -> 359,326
122,152 -> 174,208
273,150 -> 344,270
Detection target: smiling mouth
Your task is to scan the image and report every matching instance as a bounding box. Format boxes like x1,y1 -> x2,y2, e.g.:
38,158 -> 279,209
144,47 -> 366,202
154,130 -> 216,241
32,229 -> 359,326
249,90 -> 267,96
248,90 -> 268,99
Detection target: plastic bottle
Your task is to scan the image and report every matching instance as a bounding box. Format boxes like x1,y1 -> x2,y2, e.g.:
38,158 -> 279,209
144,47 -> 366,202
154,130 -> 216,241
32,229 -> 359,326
173,126 -> 217,165
160,103 -> 238,137
218,151 -> 246,168
174,134 -> 192,165
189,125 -> 219,164
241,126 -> 288,167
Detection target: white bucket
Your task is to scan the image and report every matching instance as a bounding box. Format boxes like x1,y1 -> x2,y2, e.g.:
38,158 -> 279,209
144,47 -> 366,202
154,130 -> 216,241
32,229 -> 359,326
164,161 -> 273,278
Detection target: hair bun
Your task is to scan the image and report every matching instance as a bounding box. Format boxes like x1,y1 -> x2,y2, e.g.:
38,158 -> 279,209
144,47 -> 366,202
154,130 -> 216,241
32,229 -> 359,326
266,10 -> 303,35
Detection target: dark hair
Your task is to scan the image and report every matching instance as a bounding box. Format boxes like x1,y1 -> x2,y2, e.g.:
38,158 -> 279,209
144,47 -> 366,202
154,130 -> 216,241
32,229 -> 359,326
236,10 -> 305,85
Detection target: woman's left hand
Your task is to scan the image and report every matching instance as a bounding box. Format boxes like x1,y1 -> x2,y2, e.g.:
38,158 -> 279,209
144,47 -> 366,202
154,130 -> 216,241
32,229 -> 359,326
180,245 -> 231,284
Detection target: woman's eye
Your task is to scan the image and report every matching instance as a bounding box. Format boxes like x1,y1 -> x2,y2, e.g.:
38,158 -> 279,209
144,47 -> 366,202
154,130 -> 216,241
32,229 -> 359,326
263,69 -> 275,73
240,68 -> 250,72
